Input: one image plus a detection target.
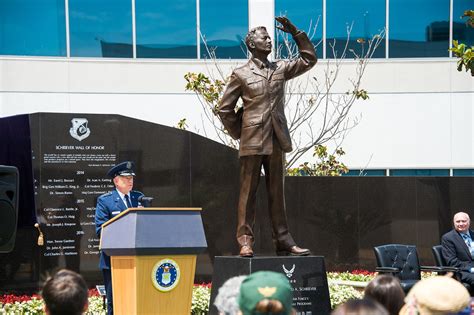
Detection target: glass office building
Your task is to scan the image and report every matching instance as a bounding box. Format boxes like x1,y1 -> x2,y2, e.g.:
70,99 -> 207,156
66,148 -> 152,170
1,0 -> 472,59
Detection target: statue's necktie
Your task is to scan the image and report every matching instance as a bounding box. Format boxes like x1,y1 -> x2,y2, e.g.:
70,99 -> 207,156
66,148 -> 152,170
125,194 -> 132,208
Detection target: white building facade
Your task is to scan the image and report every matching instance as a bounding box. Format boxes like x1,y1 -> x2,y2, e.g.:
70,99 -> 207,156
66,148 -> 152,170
1,0 -> 473,175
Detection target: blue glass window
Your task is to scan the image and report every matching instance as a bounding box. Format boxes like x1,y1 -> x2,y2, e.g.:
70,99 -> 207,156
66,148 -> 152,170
453,0 -> 474,47
200,0 -> 248,59
326,0 -> 385,58
275,0 -> 323,58
390,0 -> 449,57
389,169 -> 450,176
453,169 -> 474,176
0,0 -> 66,56
69,0 -> 132,58
344,169 -> 386,176
136,0 -> 196,58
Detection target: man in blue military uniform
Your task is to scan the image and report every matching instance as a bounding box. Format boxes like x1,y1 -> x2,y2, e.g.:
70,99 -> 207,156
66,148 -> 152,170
95,161 -> 144,315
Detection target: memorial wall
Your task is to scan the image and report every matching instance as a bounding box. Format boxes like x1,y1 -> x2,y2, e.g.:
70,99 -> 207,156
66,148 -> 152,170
0,112 -> 241,289
0,113 -> 473,291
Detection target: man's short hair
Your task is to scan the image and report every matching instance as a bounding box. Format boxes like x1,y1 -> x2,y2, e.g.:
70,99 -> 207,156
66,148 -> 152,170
245,26 -> 268,51
42,269 -> 88,315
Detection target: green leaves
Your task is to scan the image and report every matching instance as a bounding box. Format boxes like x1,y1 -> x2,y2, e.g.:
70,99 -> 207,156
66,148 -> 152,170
450,40 -> 474,76
462,10 -> 474,27
353,89 -> 369,100
287,145 -> 349,176
450,10 -> 474,76
328,283 -> 363,309
184,72 -> 225,112
177,118 -> 188,130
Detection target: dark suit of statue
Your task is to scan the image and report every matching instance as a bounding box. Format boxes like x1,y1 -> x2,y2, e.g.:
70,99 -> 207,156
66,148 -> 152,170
218,17 -> 317,256
442,229 -> 474,286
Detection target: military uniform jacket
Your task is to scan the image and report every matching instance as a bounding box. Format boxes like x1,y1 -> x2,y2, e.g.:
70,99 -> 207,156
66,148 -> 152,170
95,189 -> 144,269
218,31 -> 317,157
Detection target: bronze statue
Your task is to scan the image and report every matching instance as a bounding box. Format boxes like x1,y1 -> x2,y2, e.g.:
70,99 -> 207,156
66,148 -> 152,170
218,16 -> 317,257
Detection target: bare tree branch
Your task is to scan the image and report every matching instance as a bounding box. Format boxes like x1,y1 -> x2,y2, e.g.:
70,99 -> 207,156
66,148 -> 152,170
185,22 -> 385,169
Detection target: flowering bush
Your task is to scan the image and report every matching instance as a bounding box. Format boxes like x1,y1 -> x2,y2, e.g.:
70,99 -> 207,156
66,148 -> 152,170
329,282 -> 363,309
87,296 -> 106,315
0,297 -> 44,314
191,283 -> 212,315
0,294 -> 41,305
327,270 -> 374,309
327,269 -> 376,282
0,289 -> 105,315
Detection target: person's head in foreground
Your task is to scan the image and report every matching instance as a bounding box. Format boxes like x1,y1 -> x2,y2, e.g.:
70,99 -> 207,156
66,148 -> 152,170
238,271 -> 295,315
42,269 -> 88,315
398,276 -> 470,315
364,275 -> 405,315
331,298 -> 389,315
214,275 -> 247,315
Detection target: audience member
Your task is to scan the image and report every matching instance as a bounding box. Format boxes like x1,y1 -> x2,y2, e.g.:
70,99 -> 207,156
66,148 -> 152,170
331,298 -> 389,315
237,271 -> 295,315
363,275 -> 405,315
214,275 -> 247,315
398,276 -> 470,315
441,211 -> 474,286
41,269 -> 88,315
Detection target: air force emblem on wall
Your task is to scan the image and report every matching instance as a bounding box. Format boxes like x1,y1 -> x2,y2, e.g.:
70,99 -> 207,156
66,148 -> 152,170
282,264 -> 295,278
69,118 -> 90,141
151,259 -> 180,292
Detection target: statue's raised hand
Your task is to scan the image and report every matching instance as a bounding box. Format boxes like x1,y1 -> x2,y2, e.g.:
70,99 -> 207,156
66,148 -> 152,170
275,16 -> 298,36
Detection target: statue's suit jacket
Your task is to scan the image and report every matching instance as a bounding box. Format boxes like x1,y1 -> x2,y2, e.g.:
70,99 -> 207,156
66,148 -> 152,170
442,229 -> 474,271
218,32 -> 317,157
95,189 -> 144,269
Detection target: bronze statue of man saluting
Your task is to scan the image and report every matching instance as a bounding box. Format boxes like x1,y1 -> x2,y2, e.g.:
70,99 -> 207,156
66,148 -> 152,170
218,16 -> 317,257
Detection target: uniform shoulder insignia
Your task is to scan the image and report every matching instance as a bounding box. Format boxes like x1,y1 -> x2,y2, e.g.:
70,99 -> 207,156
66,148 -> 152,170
99,191 -> 113,198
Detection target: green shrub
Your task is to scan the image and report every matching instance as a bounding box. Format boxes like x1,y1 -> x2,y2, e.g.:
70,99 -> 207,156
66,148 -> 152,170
329,283 -> 364,309
191,284 -> 211,315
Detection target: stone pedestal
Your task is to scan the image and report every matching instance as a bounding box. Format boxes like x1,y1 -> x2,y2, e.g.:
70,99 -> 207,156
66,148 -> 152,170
210,256 -> 331,315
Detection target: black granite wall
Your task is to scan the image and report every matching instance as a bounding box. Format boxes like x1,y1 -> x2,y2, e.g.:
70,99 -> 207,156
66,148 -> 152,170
0,113 -> 472,291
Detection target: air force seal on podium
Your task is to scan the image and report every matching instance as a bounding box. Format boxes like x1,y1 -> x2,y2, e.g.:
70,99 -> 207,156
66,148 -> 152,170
151,259 -> 180,292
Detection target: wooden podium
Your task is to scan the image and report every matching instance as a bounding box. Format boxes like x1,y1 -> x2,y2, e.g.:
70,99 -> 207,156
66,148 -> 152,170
100,208 -> 207,315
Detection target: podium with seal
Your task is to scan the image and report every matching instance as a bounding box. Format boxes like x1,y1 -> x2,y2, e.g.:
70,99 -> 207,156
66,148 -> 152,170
100,207 -> 207,315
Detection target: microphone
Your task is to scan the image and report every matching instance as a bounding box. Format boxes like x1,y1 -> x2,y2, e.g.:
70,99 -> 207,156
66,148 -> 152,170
138,195 -> 154,208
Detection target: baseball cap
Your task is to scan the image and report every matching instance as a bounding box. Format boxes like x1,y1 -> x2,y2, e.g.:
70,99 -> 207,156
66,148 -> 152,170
238,271 -> 293,315
399,276 -> 470,315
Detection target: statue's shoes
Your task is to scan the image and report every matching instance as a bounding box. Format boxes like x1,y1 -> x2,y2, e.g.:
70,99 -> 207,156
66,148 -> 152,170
239,245 -> 254,257
276,245 -> 311,256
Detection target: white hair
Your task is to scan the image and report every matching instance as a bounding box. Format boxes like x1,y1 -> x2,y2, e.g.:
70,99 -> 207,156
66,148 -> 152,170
214,275 -> 247,315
